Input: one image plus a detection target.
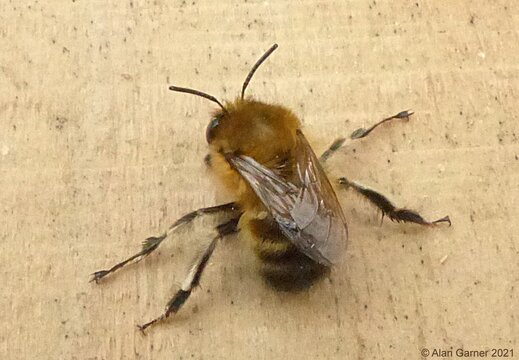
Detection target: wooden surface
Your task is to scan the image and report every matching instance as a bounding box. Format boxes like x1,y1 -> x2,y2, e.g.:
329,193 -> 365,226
1,1 -> 518,359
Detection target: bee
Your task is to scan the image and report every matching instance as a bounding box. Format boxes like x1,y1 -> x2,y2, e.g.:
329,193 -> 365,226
91,44 -> 451,332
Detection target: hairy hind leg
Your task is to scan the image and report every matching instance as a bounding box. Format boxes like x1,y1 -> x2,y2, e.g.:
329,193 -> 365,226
338,177 -> 450,226
137,216 -> 241,333
90,202 -> 239,283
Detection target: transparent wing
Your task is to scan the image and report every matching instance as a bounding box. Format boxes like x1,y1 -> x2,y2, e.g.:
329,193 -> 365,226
227,130 -> 348,266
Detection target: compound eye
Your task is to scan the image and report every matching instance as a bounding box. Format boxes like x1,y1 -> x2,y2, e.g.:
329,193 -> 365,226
206,117 -> 220,143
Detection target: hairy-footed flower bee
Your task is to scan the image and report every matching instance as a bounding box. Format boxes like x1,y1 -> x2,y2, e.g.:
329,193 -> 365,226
91,44 -> 451,332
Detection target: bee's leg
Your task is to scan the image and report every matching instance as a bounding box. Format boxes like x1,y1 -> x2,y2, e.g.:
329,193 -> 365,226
90,202 -> 239,283
319,110 -> 414,162
349,109 -> 414,140
338,177 -> 451,226
137,216 -> 241,333
319,137 -> 347,163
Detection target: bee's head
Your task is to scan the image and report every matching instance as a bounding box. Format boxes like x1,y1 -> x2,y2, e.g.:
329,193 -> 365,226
168,44 -> 279,147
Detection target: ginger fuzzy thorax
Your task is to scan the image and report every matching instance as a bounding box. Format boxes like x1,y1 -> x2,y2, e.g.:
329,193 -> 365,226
206,97 -> 301,211
206,98 -> 300,164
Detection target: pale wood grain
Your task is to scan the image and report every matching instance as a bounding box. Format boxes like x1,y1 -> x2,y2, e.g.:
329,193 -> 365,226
1,1 -> 518,359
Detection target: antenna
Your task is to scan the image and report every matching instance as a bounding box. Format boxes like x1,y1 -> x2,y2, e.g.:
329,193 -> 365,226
168,85 -> 227,113
241,44 -> 278,99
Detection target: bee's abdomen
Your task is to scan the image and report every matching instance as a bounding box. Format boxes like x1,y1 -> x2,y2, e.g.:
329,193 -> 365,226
248,217 -> 329,292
